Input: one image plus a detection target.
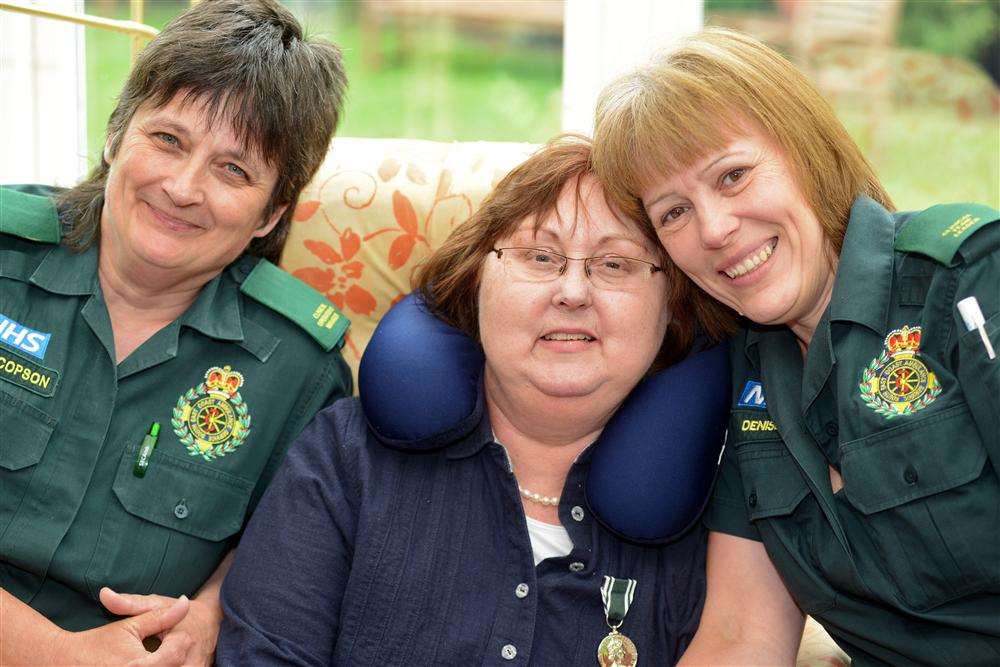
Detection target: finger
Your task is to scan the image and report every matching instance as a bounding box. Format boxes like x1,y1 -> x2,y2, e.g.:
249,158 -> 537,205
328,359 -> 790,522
126,630 -> 192,667
100,587 -> 172,616
127,595 -> 190,639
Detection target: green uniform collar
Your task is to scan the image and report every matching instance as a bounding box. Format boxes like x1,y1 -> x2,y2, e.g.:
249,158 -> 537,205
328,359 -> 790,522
29,245 -> 99,295
827,196 -> 896,337
28,244 -> 244,342
181,266 -> 244,342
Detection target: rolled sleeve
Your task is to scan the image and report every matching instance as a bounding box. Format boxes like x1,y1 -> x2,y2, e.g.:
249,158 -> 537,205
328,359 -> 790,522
702,440 -> 760,541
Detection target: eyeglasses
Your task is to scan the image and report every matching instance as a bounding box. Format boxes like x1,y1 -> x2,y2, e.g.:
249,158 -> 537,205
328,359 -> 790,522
490,247 -> 663,290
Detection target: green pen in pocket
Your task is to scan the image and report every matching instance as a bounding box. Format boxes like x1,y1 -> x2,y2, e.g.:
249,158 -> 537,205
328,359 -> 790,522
133,423 -> 160,477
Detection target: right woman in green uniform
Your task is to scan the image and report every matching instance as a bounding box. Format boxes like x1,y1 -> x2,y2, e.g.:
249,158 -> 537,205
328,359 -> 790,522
593,28 -> 999,665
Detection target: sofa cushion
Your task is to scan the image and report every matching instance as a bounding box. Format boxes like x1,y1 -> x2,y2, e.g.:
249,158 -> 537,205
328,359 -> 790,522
281,137 -> 535,384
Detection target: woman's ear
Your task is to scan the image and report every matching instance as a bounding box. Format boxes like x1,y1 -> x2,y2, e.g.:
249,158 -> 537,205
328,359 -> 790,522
102,126 -> 123,165
254,203 -> 289,239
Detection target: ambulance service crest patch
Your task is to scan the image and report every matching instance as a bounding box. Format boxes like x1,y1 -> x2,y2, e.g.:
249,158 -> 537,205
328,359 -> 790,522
172,365 -> 251,460
859,325 -> 940,419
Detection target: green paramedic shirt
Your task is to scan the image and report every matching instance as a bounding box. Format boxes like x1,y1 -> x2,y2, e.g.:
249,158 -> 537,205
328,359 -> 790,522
0,187 -> 352,631
705,196 -> 1000,665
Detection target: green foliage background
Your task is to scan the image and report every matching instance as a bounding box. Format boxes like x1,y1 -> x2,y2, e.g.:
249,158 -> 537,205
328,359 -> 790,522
896,0 -> 998,64
83,0 -> 998,209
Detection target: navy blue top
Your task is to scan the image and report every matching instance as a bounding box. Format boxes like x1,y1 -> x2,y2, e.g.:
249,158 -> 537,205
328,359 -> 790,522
217,397 -> 706,666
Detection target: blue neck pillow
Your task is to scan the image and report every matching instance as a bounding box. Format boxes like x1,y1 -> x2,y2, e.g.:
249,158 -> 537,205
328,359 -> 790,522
359,292 -> 730,543
359,293 -> 485,451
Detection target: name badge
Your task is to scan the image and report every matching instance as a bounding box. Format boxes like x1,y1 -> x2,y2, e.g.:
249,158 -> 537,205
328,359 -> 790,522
731,409 -> 780,444
0,348 -> 59,397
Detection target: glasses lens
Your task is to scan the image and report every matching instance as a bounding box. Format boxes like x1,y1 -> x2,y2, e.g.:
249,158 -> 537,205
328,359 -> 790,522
588,256 -> 644,288
505,248 -> 564,280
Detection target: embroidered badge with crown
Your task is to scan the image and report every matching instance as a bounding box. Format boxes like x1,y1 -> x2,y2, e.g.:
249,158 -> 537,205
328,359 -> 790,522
171,365 -> 252,460
859,325 -> 940,419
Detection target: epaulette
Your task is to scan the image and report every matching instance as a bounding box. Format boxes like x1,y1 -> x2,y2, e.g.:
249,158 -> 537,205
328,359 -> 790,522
895,202 -> 998,266
240,259 -> 350,351
0,187 -> 61,244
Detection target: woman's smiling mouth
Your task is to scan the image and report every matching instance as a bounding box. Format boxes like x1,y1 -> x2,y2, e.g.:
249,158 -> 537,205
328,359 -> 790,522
723,238 -> 777,279
538,330 -> 598,352
146,201 -> 203,233
541,332 -> 595,342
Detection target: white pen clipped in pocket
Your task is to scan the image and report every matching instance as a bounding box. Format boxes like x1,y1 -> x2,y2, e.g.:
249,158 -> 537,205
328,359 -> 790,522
957,296 -> 996,360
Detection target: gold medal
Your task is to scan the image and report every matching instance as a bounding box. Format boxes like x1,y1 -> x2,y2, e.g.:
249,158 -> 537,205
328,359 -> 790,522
598,627 -> 638,666
598,576 -> 638,666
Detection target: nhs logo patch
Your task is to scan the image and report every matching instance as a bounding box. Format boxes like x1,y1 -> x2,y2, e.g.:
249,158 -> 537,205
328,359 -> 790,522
737,380 -> 767,409
0,313 -> 51,360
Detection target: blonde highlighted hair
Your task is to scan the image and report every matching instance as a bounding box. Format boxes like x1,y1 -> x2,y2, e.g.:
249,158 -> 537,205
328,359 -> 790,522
593,27 -> 893,338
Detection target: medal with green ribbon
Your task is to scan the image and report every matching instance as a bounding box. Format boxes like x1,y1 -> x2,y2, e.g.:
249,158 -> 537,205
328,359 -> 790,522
597,576 -> 638,666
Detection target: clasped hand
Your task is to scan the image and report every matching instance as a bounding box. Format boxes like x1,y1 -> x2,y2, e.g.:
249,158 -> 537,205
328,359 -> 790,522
53,587 -> 219,666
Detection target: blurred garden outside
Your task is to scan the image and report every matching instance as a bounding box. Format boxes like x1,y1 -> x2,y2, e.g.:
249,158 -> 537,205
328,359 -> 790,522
80,0 -> 999,211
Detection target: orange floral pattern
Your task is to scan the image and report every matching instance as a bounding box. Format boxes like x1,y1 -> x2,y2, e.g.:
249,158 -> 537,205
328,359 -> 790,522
294,228 -> 376,316
363,191 -> 430,271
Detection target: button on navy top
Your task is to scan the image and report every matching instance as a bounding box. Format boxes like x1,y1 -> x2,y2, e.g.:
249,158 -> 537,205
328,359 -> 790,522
218,397 -> 706,666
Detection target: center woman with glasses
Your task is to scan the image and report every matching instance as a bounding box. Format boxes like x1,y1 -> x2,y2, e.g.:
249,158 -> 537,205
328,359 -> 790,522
216,135 -> 706,666
490,246 -> 663,288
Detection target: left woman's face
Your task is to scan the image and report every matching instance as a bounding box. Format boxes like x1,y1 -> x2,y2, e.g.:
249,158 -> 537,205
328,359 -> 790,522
640,127 -> 836,330
101,93 -> 286,280
478,176 -> 669,402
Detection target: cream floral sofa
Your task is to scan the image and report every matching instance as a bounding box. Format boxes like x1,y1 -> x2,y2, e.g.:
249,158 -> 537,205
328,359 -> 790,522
280,137 -> 536,378
278,136 -> 849,667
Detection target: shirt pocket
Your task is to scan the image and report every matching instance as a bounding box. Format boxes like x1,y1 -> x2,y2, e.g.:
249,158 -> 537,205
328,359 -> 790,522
737,442 -> 810,522
840,402 -> 999,610
85,444 -> 253,601
0,390 -> 56,530
734,433 -> 833,615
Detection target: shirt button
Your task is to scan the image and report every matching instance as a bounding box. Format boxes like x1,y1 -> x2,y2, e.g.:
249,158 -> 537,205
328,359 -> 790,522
569,561 -> 585,572
173,501 -> 189,519
748,491 -> 758,508
903,466 -> 919,485
501,644 -> 517,660
514,583 -> 529,598
571,505 -> 585,522
824,422 -> 839,437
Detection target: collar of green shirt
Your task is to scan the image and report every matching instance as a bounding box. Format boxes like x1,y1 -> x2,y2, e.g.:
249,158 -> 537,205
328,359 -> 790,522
28,243 -> 248,343
29,242 -> 99,296
827,196 -> 896,338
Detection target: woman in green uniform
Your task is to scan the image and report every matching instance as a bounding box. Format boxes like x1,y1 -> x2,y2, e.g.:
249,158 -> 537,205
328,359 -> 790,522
0,1 -> 350,664
592,28 -> 999,665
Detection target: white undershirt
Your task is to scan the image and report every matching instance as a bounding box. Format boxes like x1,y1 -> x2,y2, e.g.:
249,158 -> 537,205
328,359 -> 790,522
492,433 -> 575,565
525,515 -> 573,566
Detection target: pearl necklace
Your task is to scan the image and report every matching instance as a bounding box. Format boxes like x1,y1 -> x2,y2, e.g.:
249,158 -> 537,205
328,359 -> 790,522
519,486 -> 560,507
